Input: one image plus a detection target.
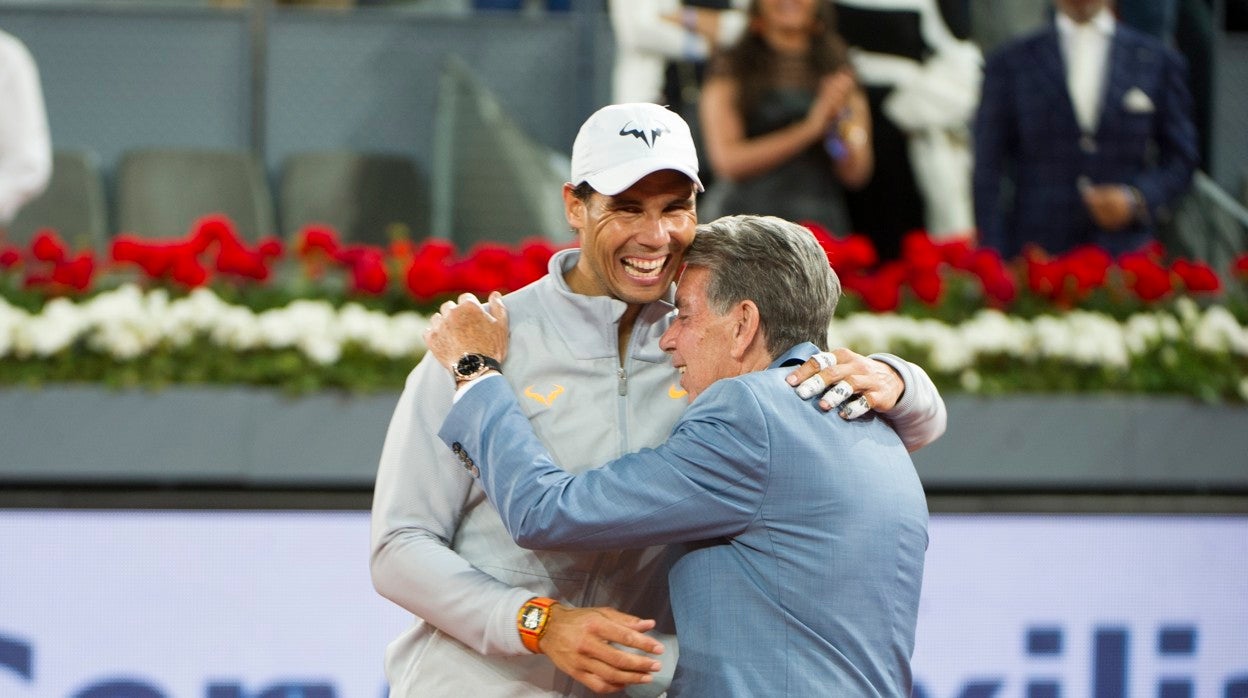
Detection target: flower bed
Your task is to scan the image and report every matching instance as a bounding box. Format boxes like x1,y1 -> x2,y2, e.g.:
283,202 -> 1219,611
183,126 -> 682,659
2,216 -> 1247,401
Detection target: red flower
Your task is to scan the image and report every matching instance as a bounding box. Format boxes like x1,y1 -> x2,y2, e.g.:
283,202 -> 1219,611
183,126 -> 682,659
838,235 -> 879,270
296,225 -> 342,258
1171,259 -> 1221,293
969,249 -> 1017,305
215,237 -> 271,281
852,262 -> 906,312
184,214 -> 235,255
909,267 -> 943,305
257,237 -> 284,259
460,243 -> 515,297
1024,252 -> 1064,299
31,229 -> 67,263
937,238 -> 976,270
405,239 -> 460,300
1118,252 -> 1172,302
171,255 -> 210,288
503,238 -> 557,290
802,221 -> 878,271
1234,253 -> 1248,279
112,237 -> 204,280
901,232 -> 941,271
1061,245 -> 1112,294
337,245 -> 390,295
49,253 -> 95,291
0,247 -> 20,269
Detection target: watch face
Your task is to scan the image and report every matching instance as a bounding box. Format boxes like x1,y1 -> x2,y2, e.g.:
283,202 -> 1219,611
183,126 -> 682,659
521,605 -> 544,631
456,354 -> 484,378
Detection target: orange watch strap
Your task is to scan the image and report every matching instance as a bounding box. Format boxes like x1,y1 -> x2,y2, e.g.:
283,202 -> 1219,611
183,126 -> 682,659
517,596 -> 556,654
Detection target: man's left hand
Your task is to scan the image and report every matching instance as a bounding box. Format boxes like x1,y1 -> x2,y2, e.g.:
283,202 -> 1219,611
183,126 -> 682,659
423,291 -> 509,371
1082,184 -> 1135,231
786,348 -> 904,419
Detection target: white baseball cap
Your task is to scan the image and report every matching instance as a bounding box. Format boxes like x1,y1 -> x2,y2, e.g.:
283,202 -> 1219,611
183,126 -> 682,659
570,103 -> 704,196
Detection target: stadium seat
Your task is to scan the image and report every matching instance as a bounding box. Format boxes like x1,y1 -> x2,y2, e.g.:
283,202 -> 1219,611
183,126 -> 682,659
7,149 -> 109,253
115,148 -> 276,241
278,150 -> 430,246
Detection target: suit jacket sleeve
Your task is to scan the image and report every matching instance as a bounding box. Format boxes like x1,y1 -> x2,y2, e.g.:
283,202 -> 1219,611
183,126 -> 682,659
971,48 -> 1015,253
1131,44 -> 1198,219
439,376 -> 770,551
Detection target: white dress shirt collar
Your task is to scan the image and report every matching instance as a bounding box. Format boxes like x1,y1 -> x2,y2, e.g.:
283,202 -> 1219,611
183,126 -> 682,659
1056,7 -> 1116,133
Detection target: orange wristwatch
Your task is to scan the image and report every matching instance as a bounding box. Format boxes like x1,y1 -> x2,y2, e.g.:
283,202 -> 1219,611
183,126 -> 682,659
517,597 -> 556,653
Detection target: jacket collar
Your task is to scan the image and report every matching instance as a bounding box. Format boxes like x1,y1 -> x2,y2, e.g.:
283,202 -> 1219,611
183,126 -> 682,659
772,342 -> 822,369
534,248 -> 675,363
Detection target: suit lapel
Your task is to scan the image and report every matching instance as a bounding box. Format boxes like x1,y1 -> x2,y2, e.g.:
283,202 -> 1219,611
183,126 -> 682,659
1031,28 -> 1082,132
1096,30 -> 1132,137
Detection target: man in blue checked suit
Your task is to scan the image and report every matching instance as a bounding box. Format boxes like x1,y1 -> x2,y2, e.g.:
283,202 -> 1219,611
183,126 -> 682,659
972,0 -> 1198,258
426,215 -> 929,697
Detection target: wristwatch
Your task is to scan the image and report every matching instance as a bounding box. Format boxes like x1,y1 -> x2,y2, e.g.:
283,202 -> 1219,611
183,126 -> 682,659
453,352 -> 502,384
517,597 -> 556,653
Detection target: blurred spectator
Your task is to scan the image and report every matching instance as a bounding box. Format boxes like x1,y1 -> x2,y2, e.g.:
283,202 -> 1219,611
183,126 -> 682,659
1117,0 -> 1215,167
609,0 -> 749,188
697,0 -> 873,238
973,0 -> 1198,258
0,27 -> 51,235
834,0 -> 981,258
609,0 -> 748,104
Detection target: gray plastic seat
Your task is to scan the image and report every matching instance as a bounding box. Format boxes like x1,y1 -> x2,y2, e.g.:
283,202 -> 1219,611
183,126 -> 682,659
7,149 -> 109,253
279,150 -> 430,246
115,148 -> 276,241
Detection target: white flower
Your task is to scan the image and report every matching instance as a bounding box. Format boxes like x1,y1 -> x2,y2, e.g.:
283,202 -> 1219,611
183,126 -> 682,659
0,297 -> 29,359
1033,311 -> 1129,368
210,305 -> 263,351
16,297 -> 84,358
960,309 -> 1033,359
79,285 -> 163,360
1191,305 -> 1248,356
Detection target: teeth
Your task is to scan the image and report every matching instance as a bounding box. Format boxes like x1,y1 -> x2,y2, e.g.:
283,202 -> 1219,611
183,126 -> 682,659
677,366 -> 686,374
623,257 -> 666,279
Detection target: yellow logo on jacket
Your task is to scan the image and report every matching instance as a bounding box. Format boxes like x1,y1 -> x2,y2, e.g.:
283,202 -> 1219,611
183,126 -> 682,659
668,384 -> 688,400
524,384 -> 565,407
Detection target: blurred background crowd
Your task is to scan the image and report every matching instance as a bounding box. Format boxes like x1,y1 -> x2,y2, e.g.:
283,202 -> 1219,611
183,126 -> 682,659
1,0 -> 1246,271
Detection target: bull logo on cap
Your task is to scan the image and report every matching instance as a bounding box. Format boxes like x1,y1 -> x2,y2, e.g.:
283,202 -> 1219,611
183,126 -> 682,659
618,119 -> 670,149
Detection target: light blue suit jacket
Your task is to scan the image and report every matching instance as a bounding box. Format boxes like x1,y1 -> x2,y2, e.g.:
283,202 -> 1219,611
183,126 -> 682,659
440,343 -> 928,697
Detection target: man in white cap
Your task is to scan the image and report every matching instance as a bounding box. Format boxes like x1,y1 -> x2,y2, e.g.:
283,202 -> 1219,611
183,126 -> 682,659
370,103 -> 946,696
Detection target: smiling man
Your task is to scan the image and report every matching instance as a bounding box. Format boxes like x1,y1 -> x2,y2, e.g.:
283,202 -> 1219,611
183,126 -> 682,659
425,215 -> 929,697
371,103 -> 945,696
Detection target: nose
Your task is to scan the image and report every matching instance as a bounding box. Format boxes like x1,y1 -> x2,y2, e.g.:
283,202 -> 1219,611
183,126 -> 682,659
635,212 -> 673,249
659,320 -> 677,353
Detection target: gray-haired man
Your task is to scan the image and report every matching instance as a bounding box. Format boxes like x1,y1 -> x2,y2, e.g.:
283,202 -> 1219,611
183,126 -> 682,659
370,103 -> 946,695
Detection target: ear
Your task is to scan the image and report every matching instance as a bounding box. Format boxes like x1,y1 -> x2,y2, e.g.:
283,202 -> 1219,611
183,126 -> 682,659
563,184 -> 585,232
729,300 -> 762,360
